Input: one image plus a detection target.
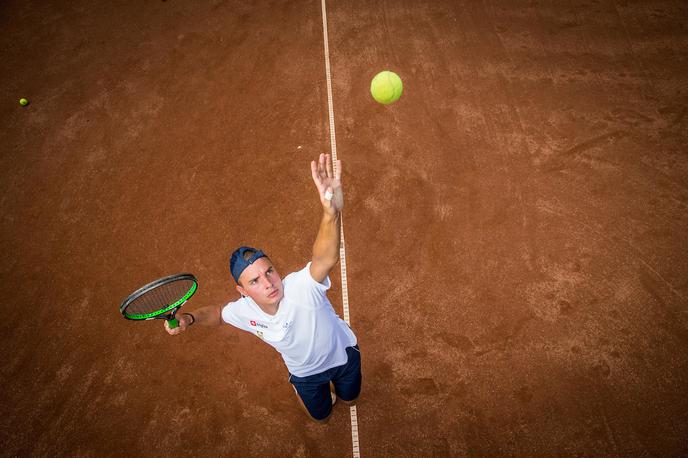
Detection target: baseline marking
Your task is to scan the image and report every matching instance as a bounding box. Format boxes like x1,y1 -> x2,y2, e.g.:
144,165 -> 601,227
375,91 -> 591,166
320,1 -> 360,457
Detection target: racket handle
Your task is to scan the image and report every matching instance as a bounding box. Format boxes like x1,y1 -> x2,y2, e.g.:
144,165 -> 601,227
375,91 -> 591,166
168,318 -> 179,329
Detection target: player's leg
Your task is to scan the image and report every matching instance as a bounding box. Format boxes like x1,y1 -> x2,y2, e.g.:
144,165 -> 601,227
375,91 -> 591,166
331,345 -> 362,405
289,372 -> 336,423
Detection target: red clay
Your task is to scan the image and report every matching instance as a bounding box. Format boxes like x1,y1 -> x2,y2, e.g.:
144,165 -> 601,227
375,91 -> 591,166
1,0 -> 687,456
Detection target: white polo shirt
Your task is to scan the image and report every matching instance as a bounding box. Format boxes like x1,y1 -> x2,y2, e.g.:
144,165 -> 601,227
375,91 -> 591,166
221,262 -> 357,377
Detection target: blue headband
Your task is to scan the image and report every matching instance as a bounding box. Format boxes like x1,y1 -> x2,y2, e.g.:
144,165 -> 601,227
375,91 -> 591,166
230,247 -> 266,284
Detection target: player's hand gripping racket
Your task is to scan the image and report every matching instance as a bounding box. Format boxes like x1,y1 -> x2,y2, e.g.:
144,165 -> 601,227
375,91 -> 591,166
120,274 -> 197,329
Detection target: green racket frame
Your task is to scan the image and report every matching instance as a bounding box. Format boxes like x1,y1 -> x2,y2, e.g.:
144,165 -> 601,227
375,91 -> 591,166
120,273 -> 197,329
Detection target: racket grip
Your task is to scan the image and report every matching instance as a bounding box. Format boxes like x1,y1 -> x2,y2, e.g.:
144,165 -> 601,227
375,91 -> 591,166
168,318 -> 179,329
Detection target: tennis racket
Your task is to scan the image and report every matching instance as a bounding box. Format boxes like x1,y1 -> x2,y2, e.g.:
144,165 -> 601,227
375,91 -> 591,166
120,273 -> 198,329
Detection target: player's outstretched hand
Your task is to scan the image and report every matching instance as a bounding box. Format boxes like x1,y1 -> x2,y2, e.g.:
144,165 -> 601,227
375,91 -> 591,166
310,153 -> 343,215
164,315 -> 192,336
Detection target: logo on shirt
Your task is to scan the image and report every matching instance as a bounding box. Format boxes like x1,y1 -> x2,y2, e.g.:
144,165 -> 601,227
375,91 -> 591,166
249,320 -> 268,329
256,331 -> 264,340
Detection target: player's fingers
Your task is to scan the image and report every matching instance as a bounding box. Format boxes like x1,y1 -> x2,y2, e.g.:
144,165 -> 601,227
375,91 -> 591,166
164,322 -> 176,335
319,153 -> 327,176
311,162 -> 325,193
311,161 -> 320,183
315,158 -> 326,180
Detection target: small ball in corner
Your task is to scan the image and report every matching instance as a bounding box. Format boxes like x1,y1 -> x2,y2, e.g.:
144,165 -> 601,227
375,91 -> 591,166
19,98 -> 29,106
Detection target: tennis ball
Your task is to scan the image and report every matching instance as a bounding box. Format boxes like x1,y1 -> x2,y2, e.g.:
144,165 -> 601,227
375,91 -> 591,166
370,71 -> 403,105
19,98 -> 29,106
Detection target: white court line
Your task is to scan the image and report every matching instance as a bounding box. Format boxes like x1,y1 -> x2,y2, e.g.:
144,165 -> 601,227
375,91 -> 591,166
320,1 -> 360,457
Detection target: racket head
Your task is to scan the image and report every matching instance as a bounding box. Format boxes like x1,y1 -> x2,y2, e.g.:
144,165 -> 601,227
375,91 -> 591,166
120,273 -> 198,325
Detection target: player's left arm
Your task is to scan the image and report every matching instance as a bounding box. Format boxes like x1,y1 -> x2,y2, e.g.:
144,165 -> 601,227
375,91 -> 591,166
309,153 -> 343,284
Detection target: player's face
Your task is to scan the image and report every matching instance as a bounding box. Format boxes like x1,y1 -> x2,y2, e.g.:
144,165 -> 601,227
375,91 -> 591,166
236,257 -> 284,307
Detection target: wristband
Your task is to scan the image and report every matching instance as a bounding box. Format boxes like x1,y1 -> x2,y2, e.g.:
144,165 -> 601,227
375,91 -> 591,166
183,312 -> 195,326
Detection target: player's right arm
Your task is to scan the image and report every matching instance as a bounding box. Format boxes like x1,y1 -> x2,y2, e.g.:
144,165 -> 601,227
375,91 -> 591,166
164,305 -> 223,335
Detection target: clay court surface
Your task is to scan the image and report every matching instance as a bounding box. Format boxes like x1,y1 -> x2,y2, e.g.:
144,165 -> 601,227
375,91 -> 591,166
2,0 -> 688,456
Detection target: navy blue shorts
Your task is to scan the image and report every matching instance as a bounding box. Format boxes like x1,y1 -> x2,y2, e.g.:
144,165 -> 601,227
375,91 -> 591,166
289,345 -> 362,420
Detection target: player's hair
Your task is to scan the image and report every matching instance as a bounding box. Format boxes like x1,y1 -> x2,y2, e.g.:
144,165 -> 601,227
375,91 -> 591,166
242,249 -> 257,261
241,249 -> 271,264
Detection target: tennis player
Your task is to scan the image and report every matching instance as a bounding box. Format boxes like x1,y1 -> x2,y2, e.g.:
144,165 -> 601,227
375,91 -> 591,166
165,153 -> 360,423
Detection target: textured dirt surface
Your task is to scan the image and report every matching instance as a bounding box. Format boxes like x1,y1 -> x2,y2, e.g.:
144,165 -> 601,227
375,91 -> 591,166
1,0 -> 687,456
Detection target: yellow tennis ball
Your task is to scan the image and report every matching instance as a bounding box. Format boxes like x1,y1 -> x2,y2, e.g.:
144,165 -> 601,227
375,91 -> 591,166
19,98 -> 29,106
370,71 -> 403,105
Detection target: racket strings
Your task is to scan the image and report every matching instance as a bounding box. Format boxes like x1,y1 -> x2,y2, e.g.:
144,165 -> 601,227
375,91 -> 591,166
126,279 -> 194,315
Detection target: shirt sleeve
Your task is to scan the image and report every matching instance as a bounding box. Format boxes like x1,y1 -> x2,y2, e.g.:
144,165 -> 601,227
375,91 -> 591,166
221,300 -> 250,331
283,262 -> 331,308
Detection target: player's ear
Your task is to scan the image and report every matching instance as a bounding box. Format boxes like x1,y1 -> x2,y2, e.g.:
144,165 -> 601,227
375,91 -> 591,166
236,284 -> 247,298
